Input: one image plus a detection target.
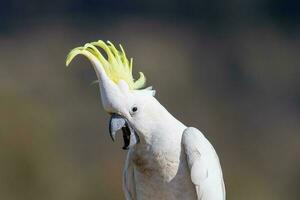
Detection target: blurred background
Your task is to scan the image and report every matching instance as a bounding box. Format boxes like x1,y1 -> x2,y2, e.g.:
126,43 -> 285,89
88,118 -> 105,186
0,0 -> 299,200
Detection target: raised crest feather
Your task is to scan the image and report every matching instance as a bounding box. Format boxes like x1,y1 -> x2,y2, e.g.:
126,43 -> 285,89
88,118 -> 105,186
66,40 -> 146,90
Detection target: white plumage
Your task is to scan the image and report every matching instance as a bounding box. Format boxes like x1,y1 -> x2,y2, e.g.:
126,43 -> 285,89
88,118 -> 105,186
66,40 -> 226,200
122,97 -> 225,200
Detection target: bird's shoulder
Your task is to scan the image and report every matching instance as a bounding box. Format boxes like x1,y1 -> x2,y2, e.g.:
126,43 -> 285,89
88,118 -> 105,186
182,127 -> 215,153
182,127 -> 226,200
182,127 -> 222,183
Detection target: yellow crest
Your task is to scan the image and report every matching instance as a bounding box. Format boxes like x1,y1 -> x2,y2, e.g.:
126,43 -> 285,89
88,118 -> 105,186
66,40 -> 146,90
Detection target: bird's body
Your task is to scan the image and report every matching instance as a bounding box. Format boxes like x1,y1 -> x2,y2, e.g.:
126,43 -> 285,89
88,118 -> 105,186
123,97 -> 225,200
66,40 -> 226,200
127,145 -> 197,200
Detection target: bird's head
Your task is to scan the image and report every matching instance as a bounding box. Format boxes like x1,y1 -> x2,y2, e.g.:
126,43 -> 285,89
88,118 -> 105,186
66,40 -> 156,149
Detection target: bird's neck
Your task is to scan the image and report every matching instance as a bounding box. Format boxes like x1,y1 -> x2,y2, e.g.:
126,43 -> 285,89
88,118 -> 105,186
130,98 -> 187,181
136,97 -> 186,150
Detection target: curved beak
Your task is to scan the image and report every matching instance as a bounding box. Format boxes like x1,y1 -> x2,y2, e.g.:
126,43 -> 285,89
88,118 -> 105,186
109,114 -> 139,150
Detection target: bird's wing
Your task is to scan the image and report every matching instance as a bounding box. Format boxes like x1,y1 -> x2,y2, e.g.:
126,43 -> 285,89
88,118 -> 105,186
123,150 -> 137,200
182,127 -> 226,200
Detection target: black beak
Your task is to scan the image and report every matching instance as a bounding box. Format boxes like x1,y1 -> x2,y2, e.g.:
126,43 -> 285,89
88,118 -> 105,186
109,114 -> 139,150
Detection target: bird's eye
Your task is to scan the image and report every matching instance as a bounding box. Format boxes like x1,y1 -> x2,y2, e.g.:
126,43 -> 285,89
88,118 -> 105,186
132,106 -> 138,113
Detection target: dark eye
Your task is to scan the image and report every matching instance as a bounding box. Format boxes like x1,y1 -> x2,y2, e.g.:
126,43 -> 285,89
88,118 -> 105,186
132,106 -> 138,113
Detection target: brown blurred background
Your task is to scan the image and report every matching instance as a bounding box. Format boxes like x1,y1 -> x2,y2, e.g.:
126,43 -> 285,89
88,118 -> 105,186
0,0 -> 299,200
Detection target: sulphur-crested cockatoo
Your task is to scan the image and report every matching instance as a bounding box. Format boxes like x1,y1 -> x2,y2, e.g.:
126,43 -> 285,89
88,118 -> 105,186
66,40 -> 225,200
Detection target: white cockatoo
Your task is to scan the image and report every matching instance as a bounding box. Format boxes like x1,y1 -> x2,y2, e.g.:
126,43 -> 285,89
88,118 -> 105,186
66,40 -> 225,200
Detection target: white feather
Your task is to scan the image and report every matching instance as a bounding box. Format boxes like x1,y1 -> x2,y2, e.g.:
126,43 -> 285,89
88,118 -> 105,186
182,127 -> 226,200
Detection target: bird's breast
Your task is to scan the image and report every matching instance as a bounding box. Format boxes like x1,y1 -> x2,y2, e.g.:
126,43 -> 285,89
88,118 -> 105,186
131,144 -> 181,182
130,144 -> 197,200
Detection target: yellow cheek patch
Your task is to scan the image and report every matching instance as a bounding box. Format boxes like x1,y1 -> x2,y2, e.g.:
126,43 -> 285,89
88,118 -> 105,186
66,40 -> 146,90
